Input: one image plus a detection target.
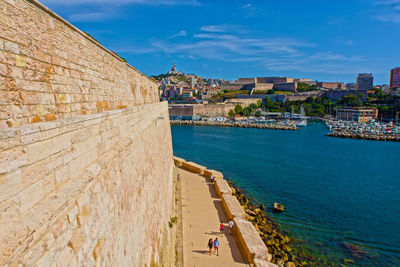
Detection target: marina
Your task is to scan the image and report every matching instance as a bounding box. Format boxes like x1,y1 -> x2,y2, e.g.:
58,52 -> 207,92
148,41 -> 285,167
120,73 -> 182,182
326,120 -> 400,142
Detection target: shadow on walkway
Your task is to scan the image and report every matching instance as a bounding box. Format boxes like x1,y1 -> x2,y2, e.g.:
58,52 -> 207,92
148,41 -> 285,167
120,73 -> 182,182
205,178 -> 246,264
192,250 -> 210,255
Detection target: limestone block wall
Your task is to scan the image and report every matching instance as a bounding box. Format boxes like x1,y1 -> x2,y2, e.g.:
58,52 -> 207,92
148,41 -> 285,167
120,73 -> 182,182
0,0 -> 159,130
0,101 -> 175,266
193,103 -> 235,117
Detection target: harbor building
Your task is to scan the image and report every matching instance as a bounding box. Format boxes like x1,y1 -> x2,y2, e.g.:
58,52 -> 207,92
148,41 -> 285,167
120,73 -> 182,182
356,73 -> 373,90
336,107 -> 378,123
390,67 -> 400,89
190,76 -> 197,88
318,82 -> 345,90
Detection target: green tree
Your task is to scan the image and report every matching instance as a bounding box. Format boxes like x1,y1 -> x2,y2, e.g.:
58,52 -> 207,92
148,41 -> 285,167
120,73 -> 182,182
338,94 -> 363,107
234,104 -> 244,115
228,110 -> 234,117
243,107 -> 252,116
249,103 -> 258,110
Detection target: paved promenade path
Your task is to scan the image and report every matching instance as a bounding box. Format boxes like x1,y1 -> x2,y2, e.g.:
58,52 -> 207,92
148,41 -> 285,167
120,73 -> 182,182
178,168 -> 249,267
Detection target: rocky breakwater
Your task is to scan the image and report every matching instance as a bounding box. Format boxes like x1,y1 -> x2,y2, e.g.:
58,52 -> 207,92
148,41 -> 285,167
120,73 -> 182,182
171,120 -> 298,131
327,131 -> 400,142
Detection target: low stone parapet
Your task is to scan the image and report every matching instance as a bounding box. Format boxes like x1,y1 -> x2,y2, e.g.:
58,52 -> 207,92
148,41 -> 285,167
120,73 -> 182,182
233,218 -> 273,265
204,169 -> 223,179
214,178 -> 232,197
180,161 -> 206,175
173,156 -> 186,167
221,194 -> 246,220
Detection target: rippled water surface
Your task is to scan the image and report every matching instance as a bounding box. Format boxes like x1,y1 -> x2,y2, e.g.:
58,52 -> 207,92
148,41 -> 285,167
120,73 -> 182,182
171,123 -> 400,266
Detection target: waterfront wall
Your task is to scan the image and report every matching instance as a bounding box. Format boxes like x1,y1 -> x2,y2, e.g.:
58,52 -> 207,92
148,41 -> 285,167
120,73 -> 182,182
0,0 -> 175,266
225,98 -> 261,106
173,156 -> 276,267
169,103 -> 235,118
0,0 -> 158,130
194,103 -> 235,117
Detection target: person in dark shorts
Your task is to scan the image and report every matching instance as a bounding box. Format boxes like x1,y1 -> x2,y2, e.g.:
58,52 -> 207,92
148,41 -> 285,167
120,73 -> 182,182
213,238 -> 220,256
207,238 -> 213,255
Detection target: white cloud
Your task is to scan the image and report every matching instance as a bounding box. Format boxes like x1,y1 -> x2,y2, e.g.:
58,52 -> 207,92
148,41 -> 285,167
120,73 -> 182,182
111,24 -> 369,75
200,25 -> 229,33
375,13 -> 400,22
68,12 -> 109,22
372,0 -> 400,23
199,25 -> 245,33
168,30 -> 187,39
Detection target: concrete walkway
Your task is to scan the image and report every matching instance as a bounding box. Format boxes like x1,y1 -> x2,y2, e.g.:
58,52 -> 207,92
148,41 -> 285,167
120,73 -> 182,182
178,168 -> 249,267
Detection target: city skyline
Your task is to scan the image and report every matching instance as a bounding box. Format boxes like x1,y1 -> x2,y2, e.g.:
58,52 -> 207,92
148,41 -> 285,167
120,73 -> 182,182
41,0 -> 400,84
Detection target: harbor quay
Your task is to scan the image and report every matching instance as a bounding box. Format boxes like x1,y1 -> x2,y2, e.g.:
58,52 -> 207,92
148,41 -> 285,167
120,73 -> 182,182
170,120 -> 299,131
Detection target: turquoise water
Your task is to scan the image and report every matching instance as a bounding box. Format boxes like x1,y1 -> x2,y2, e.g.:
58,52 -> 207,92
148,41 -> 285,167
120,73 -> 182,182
171,123 -> 400,266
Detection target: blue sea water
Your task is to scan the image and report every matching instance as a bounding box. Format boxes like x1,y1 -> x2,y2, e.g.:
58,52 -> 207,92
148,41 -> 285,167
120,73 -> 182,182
171,123 -> 400,266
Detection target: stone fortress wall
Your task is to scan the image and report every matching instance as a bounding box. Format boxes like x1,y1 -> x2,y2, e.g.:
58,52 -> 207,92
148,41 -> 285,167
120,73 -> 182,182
0,0 -> 175,266
0,0 -> 158,129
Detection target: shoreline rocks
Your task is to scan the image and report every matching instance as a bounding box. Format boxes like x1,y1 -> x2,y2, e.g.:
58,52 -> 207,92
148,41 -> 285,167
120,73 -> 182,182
170,120 -> 299,131
226,181 -> 303,266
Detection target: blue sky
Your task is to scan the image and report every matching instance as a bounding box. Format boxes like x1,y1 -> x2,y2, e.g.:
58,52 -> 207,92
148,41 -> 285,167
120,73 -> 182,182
41,0 -> 400,84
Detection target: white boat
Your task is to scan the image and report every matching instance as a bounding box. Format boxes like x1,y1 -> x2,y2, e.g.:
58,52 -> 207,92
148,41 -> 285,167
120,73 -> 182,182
296,120 -> 308,126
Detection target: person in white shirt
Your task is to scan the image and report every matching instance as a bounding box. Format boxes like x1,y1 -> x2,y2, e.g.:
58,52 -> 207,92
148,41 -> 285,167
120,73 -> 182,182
229,220 -> 234,235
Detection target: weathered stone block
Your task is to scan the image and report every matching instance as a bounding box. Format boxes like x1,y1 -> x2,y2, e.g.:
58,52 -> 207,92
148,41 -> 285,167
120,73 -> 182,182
19,180 -> 43,213
55,165 -> 70,185
221,194 -> 246,220
173,156 -> 185,167
214,178 -> 233,197
27,138 -> 53,163
181,161 -> 206,175
233,218 -> 272,264
0,147 -> 28,173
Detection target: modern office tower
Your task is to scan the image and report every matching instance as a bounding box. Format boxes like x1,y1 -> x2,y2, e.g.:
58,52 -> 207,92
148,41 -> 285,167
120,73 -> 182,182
356,73 -> 373,90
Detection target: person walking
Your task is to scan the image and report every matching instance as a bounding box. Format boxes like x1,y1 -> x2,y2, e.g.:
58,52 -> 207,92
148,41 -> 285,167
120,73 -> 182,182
213,238 -> 220,256
220,223 -> 224,236
229,220 -> 234,235
210,175 -> 214,183
207,238 -> 213,256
